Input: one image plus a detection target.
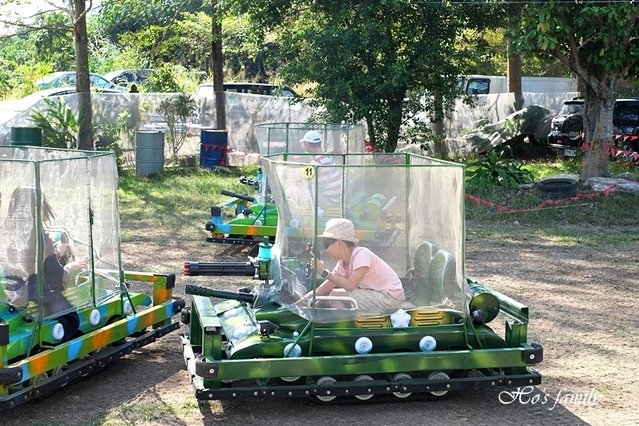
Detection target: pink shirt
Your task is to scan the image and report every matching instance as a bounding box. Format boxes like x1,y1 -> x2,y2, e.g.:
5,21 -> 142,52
333,247 -> 405,300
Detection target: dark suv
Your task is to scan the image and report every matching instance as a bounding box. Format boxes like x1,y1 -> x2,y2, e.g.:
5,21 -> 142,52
548,98 -> 584,157
612,98 -> 639,152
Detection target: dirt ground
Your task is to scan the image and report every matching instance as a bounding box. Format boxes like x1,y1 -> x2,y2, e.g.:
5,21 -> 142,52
8,219 -> 639,426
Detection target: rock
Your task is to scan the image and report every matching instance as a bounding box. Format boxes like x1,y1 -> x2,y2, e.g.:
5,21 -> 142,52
584,177 -> 639,195
461,105 -> 553,156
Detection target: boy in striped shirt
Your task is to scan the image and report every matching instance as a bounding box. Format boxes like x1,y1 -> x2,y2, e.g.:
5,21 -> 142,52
300,130 -> 342,210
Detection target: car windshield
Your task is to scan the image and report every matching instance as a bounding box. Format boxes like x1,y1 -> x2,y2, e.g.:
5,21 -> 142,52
104,70 -> 151,84
466,78 -> 490,95
89,75 -> 110,88
103,71 -> 123,81
38,73 -> 66,85
197,83 -> 297,98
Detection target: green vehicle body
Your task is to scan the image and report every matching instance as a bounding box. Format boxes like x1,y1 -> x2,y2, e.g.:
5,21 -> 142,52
205,173 -> 278,246
182,151 -> 542,402
0,147 -> 183,409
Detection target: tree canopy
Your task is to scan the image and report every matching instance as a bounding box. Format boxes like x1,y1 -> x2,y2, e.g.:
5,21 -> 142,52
226,0 -> 500,153
5,0 -> 634,172
96,0 -> 207,43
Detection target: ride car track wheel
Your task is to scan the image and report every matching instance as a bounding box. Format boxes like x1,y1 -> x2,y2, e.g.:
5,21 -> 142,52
279,375 -> 301,383
428,371 -> 450,397
353,375 -> 375,401
392,373 -> 413,399
315,376 -> 337,402
28,372 -> 49,386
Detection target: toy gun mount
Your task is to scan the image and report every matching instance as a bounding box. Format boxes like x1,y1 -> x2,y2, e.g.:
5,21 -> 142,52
184,284 -> 256,304
184,257 -> 270,281
220,189 -> 256,203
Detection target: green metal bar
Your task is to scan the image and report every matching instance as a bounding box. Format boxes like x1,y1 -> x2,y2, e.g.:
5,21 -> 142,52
492,288 -> 529,323
202,347 -> 536,381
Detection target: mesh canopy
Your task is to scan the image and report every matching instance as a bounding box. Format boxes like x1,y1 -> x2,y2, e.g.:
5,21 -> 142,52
261,152 -> 466,322
254,122 -> 366,156
0,147 -> 121,319
253,122 -> 366,201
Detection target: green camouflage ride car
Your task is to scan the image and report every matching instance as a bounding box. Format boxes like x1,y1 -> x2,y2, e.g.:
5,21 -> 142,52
181,151 -> 543,403
204,123 -> 368,253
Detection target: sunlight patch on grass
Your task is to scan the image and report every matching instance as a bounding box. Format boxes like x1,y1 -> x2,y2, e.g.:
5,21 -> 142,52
522,159 -> 582,180
100,398 -> 201,426
118,167 -> 259,236
467,222 -> 639,247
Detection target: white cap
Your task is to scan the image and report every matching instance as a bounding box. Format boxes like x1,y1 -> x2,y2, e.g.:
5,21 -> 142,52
300,130 -> 322,144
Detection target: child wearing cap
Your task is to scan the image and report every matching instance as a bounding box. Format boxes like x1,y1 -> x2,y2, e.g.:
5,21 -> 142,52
300,218 -> 407,309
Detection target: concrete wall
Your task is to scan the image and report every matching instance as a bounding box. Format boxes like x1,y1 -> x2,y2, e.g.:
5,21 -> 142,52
0,90 -> 578,163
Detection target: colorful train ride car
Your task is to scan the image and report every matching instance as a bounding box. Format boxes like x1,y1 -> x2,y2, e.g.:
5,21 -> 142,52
0,147 -> 183,409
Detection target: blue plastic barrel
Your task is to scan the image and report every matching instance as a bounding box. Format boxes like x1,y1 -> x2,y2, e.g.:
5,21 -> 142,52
200,129 -> 228,168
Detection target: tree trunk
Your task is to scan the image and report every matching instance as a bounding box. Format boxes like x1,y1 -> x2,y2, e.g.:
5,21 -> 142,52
581,77 -> 616,179
74,0 -> 92,150
212,0 -> 226,130
429,88 -> 447,157
576,76 -> 586,98
507,39 -> 523,110
365,115 -> 376,151
385,100 -> 402,153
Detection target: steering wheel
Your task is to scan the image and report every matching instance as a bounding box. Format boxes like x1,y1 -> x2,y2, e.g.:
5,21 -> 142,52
73,269 -> 92,287
309,295 -> 359,310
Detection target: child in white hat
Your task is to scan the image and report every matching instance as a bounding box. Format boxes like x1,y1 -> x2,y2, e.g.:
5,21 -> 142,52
300,218 -> 407,309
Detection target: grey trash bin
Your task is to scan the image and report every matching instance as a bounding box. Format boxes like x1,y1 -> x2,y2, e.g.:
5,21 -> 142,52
136,131 -> 164,176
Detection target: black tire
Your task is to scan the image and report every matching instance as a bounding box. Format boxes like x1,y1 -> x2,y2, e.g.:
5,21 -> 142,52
536,178 -> 579,200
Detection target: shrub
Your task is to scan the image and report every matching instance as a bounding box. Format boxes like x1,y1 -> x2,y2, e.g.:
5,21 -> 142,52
157,93 -> 197,163
30,98 -> 78,148
466,146 -> 534,194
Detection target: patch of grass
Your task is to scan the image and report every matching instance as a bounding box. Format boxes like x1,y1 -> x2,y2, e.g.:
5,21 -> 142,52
118,166 -> 259,239
521,156 -> 639,179
118,163 -> 637,248
522,158 -> 582,180
100,398 -> 200,425
611,159 -> 639,176
467,220 -> 638,247
466,186 -> 638,229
